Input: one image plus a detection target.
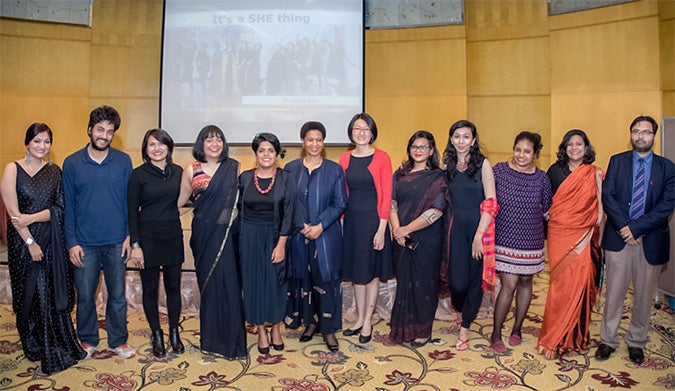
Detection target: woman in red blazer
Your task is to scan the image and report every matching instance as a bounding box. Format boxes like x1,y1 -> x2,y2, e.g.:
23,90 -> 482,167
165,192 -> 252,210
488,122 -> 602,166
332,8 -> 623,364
339,113 -> 394,344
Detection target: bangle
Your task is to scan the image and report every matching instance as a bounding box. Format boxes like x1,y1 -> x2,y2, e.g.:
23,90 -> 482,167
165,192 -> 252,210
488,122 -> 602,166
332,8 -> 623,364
132,242 -> 141,249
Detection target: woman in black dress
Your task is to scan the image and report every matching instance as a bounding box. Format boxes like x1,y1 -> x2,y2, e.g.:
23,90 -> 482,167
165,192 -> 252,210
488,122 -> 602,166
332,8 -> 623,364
442,120 -> 497,351
127,128 -> 184,358
238,133 -> 297,354
0,123 -> 85,374
389,130 -> 450,347
338,113 -> 394,344
178,125 -> 247,359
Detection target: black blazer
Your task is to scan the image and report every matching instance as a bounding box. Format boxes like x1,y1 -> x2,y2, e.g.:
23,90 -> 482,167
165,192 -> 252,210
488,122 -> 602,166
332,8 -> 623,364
601,150 -> 675,265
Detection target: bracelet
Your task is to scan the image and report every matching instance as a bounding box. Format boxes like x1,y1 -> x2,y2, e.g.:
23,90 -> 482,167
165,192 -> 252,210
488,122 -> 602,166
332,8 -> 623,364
132,242 -> 141,249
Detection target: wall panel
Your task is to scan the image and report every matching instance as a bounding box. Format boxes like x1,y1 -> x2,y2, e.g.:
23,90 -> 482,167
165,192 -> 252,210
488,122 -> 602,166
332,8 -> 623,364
551,91 -> 661,170
550,0 -> 662,164
660,0 -> 675,117
465,0 -> 551,166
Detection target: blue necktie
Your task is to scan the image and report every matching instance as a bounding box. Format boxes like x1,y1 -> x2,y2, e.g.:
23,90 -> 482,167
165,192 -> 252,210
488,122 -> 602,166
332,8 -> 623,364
630,158 -> 646,219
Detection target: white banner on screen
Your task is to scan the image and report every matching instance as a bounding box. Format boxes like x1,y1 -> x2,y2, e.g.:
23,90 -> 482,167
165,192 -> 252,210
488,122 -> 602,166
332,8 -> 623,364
161,0 -> 364,144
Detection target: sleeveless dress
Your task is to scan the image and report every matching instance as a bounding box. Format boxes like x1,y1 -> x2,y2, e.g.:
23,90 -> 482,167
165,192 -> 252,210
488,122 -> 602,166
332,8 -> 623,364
7,163 -> 85,374
342,155 -> 393,283
189,160 -> 247,359
448,167 -> 486,328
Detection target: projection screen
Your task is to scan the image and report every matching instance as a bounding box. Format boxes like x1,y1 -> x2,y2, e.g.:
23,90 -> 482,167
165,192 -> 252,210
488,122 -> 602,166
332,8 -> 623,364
161,0 -> 364,145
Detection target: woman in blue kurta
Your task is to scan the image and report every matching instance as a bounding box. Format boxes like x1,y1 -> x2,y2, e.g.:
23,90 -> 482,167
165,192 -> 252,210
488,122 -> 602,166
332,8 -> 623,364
286,121 -> 347,352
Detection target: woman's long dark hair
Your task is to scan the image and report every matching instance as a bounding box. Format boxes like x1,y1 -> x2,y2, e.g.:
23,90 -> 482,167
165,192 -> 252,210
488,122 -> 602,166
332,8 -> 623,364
442,119 -> 485,180
397,130 -> 439,178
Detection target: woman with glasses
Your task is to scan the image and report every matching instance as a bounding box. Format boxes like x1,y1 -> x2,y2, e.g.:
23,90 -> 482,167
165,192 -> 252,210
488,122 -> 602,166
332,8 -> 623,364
339,113 -> 394,344
388,131 -> 450,347
442,120 -> 497,351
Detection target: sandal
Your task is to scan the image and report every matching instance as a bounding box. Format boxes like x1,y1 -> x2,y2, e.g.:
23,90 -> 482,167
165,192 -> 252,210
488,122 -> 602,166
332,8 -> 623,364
455,339 -> 469,351
491,340 -> 507,353
508,334 -> 522,346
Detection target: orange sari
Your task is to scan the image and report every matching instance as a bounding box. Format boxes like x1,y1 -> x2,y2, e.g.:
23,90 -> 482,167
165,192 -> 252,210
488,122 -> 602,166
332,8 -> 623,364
537,164 -> 599,359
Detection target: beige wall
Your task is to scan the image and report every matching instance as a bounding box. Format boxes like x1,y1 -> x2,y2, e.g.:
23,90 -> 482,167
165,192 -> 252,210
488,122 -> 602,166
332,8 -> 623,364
1,0 -> 673,172
465,0 -> 551,165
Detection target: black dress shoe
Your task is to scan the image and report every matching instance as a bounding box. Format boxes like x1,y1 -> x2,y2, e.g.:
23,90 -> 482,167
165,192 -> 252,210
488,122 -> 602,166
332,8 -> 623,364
299,325 -> 318,343
272,341 -> 285,351
410,337 -> 431,348
594,343 -> 615,360
628,347 -> 644,365
358,333 -> 372,344
151,329 -> 166,358
257,345 -> 270,355
169,328 -> 184,354
324,333 -> 339,352
342,327 -> 362,337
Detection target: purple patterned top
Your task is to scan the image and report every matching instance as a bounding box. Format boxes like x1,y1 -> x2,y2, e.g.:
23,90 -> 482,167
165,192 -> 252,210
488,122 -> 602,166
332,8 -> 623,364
493,162 -> 552,275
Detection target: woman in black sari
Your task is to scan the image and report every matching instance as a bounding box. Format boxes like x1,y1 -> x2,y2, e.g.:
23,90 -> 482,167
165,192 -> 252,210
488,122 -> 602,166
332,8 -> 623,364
0,123 -> 85,374
389,131 -> 450,347
178,125 -> 246,360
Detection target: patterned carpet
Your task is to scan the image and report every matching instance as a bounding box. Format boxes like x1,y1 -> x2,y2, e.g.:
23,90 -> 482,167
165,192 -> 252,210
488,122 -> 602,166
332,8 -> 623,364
0,271 -> 673,391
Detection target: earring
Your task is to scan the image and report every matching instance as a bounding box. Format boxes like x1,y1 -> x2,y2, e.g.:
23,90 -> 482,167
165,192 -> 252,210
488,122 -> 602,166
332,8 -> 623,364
25,150 -> 31,164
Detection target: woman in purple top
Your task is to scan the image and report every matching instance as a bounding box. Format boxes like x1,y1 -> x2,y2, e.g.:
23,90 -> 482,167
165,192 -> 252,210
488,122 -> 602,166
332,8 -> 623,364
490,131 -> 552,353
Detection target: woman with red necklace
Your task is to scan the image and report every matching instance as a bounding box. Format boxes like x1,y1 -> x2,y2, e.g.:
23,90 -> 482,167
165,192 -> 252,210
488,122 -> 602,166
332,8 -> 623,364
238,133 -> 298,355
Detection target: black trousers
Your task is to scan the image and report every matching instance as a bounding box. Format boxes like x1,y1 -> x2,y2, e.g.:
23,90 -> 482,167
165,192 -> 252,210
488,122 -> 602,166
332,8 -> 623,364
139,264 -> 182,330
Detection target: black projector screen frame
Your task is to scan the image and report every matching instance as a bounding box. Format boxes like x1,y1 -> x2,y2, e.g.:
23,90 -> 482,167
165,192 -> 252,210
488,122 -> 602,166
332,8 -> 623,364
160,0 -> 365,145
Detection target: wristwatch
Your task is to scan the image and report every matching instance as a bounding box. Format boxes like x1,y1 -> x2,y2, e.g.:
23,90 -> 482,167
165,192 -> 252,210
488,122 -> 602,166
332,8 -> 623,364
132,242 -> 141,249
25,237 -> 34,246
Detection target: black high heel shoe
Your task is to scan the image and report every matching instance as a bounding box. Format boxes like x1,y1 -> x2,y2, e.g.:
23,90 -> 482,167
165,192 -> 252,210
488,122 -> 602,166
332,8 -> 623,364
324,333 -> 339,352
257,332 -> 270,355
169,327 -> 184,354
151,329 -> 166,358
358,333 -> 372,344
410,337 -> 431,348
342,326 -> 362,337
271,335 -> 285,351
299,324 -> 318,343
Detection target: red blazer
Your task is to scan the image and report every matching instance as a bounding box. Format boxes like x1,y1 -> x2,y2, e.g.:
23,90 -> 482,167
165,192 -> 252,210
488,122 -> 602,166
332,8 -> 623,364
339,149 -> 393,220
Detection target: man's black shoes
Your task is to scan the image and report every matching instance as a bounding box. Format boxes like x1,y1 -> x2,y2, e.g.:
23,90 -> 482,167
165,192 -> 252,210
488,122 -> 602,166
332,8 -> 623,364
628,347 -> 644,365
594,343 -> 615,360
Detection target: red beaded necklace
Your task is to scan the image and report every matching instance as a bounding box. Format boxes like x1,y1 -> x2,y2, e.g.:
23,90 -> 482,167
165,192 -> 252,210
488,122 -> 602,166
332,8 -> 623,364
254,167 -> 277,194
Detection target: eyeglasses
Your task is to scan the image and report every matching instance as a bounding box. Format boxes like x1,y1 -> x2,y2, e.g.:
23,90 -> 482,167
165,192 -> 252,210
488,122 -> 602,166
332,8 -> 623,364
352,127 -> 371,134
631,129 -> 654,136
410,145 -> 431,152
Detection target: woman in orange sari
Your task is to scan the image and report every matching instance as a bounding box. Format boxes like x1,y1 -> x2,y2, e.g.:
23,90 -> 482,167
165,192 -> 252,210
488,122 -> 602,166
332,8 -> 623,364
537,129 -> 603,359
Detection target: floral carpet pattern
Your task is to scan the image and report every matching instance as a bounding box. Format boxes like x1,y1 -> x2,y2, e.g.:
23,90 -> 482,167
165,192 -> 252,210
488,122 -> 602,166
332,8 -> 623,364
0,271 -> 673,391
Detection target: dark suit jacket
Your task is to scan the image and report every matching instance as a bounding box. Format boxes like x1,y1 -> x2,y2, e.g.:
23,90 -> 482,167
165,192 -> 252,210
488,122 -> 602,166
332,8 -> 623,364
602,150 -> 675,265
